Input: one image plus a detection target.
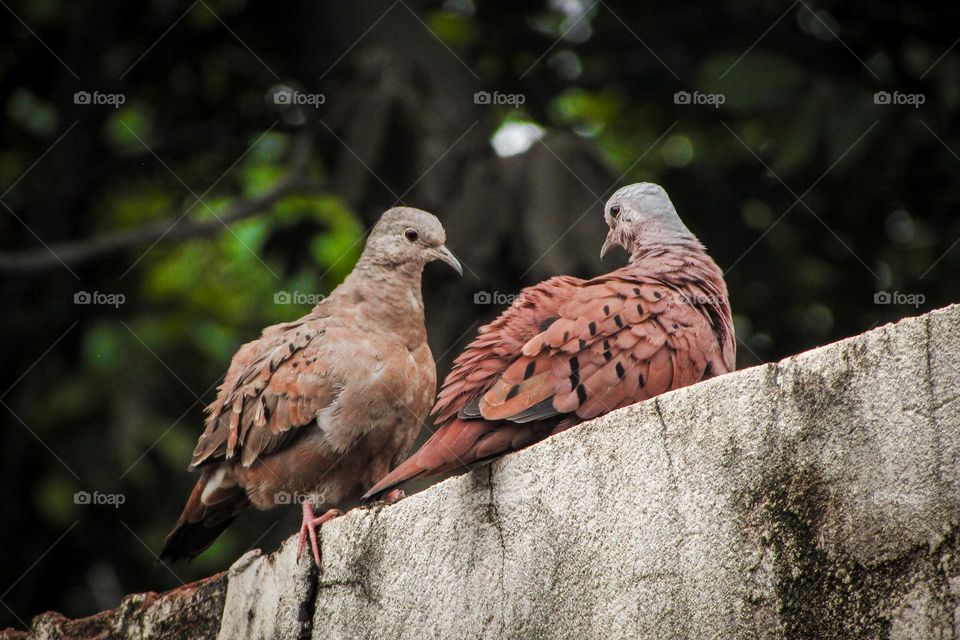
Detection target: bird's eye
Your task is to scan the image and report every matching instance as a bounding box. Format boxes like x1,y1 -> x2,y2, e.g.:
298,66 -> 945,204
403,228 -> 419,242
610,204 -> 622,219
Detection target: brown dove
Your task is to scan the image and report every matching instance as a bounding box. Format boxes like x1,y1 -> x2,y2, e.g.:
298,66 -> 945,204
364,183 -> 735,498
161,206 -> 462,566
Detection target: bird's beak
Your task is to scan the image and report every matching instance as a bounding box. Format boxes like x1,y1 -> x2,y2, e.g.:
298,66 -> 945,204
430,245 -> 463,276
600,229 -> 617,260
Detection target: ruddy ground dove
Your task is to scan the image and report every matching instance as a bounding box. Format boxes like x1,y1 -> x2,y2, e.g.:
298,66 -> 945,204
161,207 -> 461,566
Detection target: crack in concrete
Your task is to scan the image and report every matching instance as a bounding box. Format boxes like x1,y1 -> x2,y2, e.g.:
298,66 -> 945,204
486,464 -> 508,638
923,316 -> 944,478
296,563 -> 319,640
653,398 -> 679,491
347,506 -> 385,607
652,397 -> 693,637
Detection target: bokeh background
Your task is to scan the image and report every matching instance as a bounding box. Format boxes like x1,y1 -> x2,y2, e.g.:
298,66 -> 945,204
1,0 -> 957,629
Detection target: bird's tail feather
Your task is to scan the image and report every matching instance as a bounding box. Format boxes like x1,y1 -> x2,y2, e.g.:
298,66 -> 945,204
160,472 -> 250,563
363,418 -> 551,500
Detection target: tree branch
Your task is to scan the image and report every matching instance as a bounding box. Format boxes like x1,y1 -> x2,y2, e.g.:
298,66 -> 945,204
0,133 -> 324,275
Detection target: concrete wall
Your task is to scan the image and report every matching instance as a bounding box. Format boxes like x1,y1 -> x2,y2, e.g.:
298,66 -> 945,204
8,304 -> 960,640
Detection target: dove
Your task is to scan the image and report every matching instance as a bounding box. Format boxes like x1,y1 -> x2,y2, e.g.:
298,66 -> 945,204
364,183 -> 735,499
160,206 -> 462,566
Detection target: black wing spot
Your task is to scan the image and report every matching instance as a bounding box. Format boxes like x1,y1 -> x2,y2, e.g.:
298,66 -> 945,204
588,321 -> 597,336
569,356 -> 580,388
603,340 -> 612,361
506,385 -> 521,401
603,304 -> 610,315
614,315 -> 623,328
523,361 -> 537,379
562,331 -> 570,343
637,303 -> 644,315
633,287 -> 640,296
615,362 -> 625,379
578,338 -> 587,350
539,316 -> 559,331
653,291 -> 662,299
576,384 -> 588,405
639,374 -> 645,388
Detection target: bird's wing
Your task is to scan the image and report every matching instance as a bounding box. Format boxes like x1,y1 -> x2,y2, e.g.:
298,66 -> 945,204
431,276 -> 584,425
477,275 -> 726,422
190,315 -> 344,469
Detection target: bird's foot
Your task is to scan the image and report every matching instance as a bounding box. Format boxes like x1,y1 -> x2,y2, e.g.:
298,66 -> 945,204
383,488 -> 406,504
296,501 -> 342,567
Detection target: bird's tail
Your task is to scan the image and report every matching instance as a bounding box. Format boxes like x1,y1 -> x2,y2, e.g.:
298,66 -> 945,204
160,469 -> 250,563
363,418 -> 549,500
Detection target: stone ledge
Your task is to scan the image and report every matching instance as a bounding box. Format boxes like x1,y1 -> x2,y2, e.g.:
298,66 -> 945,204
7,304 -> 960,640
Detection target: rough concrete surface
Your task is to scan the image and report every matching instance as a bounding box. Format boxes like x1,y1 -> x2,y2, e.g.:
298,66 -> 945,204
6,304 -> 959,639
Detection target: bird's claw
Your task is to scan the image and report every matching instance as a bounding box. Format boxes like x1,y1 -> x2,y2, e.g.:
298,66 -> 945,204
296,502 -> 343,567
383,488 -> 406,504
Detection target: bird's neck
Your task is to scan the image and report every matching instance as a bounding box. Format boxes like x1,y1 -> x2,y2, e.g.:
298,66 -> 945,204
628,237 -> 718,282
628,230 -> 703,263
627,238 -> 734,360
333,259 -> 427,341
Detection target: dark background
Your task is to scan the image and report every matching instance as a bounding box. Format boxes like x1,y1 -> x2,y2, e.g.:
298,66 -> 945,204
1,0 -> 956,629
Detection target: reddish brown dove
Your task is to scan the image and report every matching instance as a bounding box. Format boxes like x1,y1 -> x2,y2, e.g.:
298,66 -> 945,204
160,206 -> 461,566
365,183 -> 735,498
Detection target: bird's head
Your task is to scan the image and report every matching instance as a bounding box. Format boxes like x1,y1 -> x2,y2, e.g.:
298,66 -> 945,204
363,206 -> 462,275
600,183 -> 697,260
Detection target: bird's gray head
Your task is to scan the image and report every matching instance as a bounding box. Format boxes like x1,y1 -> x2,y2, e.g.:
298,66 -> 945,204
600,183 -> 698,260
361,206 -> 462,275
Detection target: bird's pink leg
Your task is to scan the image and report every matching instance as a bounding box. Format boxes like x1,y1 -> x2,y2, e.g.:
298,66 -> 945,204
383,488 -> 406,504
296,501 -> 343,567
